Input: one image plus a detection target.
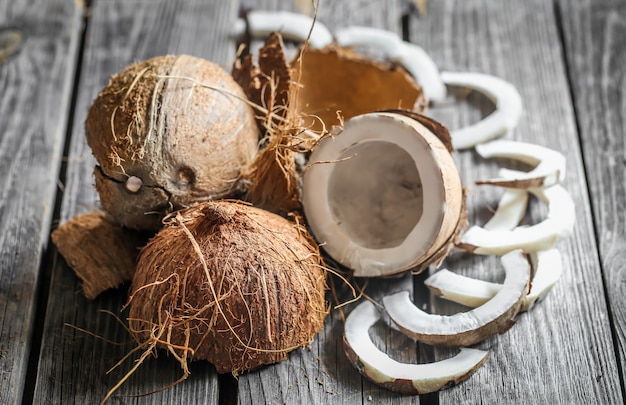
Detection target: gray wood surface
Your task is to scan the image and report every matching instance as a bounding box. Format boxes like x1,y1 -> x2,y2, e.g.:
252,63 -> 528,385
558,0 -> 626,385
33,0 -> 239,403
412,0 -> 623,403
0,1 -> 82,404
2,0 -> 622,404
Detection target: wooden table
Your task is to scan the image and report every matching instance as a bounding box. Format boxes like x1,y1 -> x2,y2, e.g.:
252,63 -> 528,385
2,0 -> 624,403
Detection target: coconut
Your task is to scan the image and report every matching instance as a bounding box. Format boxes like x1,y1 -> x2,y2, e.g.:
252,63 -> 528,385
301,111 -> 466,277
86,54 -> 259,231
127,200 -> 328,375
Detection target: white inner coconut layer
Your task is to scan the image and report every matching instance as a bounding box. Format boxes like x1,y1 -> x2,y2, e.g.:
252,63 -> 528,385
426,248 -> 561,311
476,140 -> 567,188
440,71 -> 523,150
383,250 -> 530,344
483,188 -> 529,231
344,300 -> 488,393
302,113 -> 446,275
459,185 -> 575,255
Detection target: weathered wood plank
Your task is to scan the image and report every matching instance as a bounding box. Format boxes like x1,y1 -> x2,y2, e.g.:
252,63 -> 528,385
235,1 -> 425,404
558,0 -> 626,388
410,0 -> 623,403
33,1 -> 242,403
0,1 -> 82,404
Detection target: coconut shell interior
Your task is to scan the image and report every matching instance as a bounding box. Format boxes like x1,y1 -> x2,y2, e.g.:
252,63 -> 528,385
291,47 -> 427,130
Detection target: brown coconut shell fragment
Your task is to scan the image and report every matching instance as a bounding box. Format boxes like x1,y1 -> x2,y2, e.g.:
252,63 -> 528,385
51,210 -> 149,299
128,201 -> 328,375
86,55 -> 259,231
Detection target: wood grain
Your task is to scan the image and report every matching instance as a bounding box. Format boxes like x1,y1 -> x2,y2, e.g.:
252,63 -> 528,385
33,0 -> 240,403
411,0 -> 623,403
0,1 -> 82,404
558,0 -> 626,388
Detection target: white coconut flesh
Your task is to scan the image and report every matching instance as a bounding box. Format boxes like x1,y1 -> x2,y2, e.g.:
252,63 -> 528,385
458,185 -> 575,255
233,10 -> 333,48
302,112 -> 463,277
439,71 -> 523,150
334,26 -> 447,103
425,248 -> 562,312
343,300 -> 488,394
483,188 -> 529,231
475,140 -> 567,188
383,250 -> 530,346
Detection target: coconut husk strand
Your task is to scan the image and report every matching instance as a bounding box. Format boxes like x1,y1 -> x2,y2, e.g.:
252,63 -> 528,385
128,201 -> 328,376
86,54 -> 259,231
51,210 -> 149,299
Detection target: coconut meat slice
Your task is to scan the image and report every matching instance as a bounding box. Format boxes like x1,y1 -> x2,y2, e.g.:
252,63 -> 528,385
483,188 -> 529,231
302,112 -> 463,277
475,140 -> 567,188
425,248 -> 562,312
524,248 -> 563,311
458,184 -> 575,255
383,250 -> 530,346
425,269 -> 501,308
439,71 -> 523,150
343,300 -> 488,394
233,10 -> 333,48
334,26 -> 447,103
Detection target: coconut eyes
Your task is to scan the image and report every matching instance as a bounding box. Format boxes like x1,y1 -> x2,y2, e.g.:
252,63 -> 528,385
125,176 -> 143,193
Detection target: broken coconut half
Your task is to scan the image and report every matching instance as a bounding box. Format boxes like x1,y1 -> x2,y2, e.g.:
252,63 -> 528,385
383,250 -> 530,346
301,111 -> 465,277
343,300 -> 488,394
475,140 -> 567,188
458,184 -> 575,255
334,26 -> 447,103
425,248 -> 562,312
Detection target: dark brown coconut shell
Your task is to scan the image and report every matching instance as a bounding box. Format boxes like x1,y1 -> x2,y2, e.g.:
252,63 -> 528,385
86,55 -> 259,231
51,210 -> 149,299
128,201 -> 328,375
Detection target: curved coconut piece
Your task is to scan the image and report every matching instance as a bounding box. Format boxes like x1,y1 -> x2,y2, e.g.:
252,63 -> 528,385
458,185 -> 575,255
233,10 -> 333,49
439,71 -> 523,150
383,250 -> 530,346
425,269 -> 501,309
425,248 -> 562,311
86,55 -> 259,230
475,140 -> 567,188
483,188 -> 529,231
343,300 -> 488,394
334,26 -> 446,103
302,111 -> 465,277
129,201 -> 328,375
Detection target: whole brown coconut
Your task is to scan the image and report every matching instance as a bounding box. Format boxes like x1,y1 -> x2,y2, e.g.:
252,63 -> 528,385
86,55 -> 259,231
128,201 -> 328,375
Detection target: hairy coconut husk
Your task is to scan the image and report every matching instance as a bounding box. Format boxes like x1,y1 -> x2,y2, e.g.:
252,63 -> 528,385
233,34 -> 427,218
128,201 -> 328,375
86,54 -> 259,231
51,210 -> 149,299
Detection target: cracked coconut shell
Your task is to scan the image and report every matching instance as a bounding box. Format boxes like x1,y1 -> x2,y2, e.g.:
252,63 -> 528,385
86,55 -> 259,231
128,201 -> 328,375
